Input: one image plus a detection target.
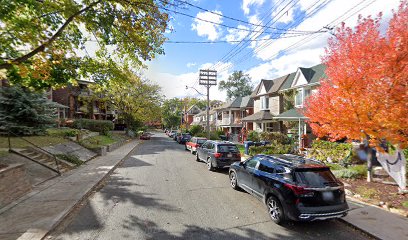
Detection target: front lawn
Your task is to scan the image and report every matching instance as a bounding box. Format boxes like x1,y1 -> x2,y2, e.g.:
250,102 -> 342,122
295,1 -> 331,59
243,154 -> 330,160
0,135 -> 68,148
79,134 -> 128,149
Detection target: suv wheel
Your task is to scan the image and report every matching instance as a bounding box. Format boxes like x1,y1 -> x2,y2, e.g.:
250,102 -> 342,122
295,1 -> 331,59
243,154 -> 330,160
185,145 -> 188,150
207,158 -> 214,171
229,171 -> 240,190
267,196 -> 285,225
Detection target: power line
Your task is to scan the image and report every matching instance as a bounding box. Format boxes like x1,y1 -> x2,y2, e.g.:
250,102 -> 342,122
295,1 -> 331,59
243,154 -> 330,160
211,0 -> 294,70
232,0 -> 332,69
173,0 -> 323,33
216,0 -> 376,74
213,0 -> 302,71
164,5 -> 325,35
164,34 -> 317,43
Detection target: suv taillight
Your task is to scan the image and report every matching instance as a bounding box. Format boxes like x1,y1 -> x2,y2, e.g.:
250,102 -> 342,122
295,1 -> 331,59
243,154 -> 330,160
284,183 -> 314,197
214,153 -> 222,158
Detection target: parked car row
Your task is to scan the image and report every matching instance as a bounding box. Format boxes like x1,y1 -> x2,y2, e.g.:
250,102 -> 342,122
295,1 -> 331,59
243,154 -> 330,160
164,129 -> 192,144
165,129 -> 349,224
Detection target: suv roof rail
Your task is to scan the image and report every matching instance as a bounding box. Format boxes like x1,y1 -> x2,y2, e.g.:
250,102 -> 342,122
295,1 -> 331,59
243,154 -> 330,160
262,154 -> 325,167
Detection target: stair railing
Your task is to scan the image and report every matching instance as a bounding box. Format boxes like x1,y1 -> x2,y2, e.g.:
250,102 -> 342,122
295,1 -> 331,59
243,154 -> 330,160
8,131 -> 61,175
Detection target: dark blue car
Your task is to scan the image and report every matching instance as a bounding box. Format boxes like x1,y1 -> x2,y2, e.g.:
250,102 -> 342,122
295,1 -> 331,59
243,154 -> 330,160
229,154 -> 348,224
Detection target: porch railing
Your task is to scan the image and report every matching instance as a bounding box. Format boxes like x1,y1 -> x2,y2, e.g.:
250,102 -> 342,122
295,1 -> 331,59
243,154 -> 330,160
7,131 -> 61,175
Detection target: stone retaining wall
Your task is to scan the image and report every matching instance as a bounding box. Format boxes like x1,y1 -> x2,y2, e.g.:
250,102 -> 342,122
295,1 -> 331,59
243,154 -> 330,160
107,139 -> 128,152
0,164 -> 31,208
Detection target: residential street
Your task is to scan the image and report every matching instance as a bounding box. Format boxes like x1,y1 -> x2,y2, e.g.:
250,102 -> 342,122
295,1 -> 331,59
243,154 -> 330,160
49,132 -> 369,240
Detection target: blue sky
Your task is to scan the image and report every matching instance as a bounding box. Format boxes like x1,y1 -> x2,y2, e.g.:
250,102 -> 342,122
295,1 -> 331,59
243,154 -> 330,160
141,0 -> 402,101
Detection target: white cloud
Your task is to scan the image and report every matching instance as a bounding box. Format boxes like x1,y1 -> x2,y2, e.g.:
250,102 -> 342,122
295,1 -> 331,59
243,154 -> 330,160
273,5 -> 295,24
242,0 -> 265,15
241,0 -> 402,82
186,62 -> 197,68
191,11 -> 223,41
225,25 -> 250,43
143,62 -> 233,101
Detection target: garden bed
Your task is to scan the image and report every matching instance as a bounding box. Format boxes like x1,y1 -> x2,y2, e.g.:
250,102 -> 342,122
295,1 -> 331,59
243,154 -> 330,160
342,178 -> 408,215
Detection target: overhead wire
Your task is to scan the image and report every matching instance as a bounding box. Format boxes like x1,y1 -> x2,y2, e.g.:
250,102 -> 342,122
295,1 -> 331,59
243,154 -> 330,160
216,0 -> 376,74
220,0 -> 332,72
210,0 -> 294,70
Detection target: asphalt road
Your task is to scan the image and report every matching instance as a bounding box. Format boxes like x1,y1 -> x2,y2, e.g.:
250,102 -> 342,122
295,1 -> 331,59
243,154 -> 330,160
50,132 -> 369,240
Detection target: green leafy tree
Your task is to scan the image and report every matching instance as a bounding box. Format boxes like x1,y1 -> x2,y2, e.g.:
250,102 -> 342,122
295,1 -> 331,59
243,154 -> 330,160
0,85 -> 56,135
0,0 -> 173,88
162,98 -> 183,128
91,68 -> 162,131
218,71 -> 253,100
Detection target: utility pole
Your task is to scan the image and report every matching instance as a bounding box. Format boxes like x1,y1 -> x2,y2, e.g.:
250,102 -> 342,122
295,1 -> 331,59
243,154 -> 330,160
199,69 -> 217,139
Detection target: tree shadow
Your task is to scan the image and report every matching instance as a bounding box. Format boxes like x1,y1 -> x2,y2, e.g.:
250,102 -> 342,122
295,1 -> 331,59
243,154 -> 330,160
122,214 -> 291,240
98,174 -> 180,212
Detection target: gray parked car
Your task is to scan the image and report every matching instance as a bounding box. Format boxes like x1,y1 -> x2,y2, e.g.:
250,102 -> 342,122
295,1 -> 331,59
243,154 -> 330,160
196,140 -> 241,171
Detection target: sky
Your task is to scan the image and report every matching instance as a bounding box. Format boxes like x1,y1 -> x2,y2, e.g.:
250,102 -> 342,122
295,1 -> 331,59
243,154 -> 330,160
141,0 -> 402,101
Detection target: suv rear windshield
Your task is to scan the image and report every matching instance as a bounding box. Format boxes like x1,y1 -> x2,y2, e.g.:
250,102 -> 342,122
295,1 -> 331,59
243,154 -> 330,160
217,144 -> 238,153
294,168 -> 338,187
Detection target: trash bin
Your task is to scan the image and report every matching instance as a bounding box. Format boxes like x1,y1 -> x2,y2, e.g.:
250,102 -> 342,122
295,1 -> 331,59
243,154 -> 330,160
244,141 -> 254,155
220,135 -> 227,141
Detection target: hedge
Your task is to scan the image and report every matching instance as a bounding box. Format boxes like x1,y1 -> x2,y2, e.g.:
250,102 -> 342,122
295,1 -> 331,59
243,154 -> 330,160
308,140 -> 352,164
249,142 -> 293,155
72,119 -> 114,135
259,132 -> 292,145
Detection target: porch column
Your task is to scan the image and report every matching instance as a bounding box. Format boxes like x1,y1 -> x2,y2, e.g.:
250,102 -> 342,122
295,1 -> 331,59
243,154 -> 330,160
229,109 -> 232,125
298,119 -> 301,148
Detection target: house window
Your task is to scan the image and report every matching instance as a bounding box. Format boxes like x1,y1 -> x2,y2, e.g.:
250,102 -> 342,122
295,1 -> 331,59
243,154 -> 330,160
295,89 -> 303,107
295,88 -> 312,107
260,96 -> 269,110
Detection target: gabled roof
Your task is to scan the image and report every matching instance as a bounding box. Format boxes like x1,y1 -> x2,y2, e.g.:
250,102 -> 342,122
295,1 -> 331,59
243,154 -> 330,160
186,105 -> 201,114
218,95 -> 253,110
279,72 -> 296,90
251,75 -> 289,97
194,111 -> 206,117
280,63 -> 326,91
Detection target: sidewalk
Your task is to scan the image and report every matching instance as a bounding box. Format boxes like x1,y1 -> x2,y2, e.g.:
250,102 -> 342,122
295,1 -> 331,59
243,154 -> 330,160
0,140 -> 141,240
342,199 -> 408,240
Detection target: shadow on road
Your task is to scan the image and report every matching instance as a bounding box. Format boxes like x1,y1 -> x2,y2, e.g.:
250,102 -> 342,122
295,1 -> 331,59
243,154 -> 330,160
122,214 -> 291,240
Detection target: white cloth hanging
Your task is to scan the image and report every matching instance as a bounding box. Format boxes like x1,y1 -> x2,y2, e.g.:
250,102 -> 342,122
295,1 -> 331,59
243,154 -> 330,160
377,149 -> 406,191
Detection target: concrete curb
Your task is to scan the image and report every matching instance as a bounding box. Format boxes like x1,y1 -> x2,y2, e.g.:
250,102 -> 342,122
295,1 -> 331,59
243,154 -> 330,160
39,140 -> 143,240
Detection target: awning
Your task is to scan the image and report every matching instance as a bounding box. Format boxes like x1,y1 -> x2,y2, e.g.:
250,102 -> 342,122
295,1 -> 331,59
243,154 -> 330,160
242,110 -> 274,122
273,108 -> 308,120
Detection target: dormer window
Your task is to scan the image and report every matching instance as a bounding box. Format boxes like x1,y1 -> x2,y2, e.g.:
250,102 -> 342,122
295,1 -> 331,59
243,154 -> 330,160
260,96 -> 269,110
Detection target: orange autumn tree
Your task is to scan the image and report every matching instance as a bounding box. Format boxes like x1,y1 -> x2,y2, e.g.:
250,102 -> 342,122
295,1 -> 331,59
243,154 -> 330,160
304,1 -> 408,181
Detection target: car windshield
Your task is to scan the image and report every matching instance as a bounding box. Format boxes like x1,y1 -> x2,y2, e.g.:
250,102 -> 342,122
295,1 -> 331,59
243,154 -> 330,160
294,168 -> 338,187
197,139 -> 206,144
217,145 -> 238,153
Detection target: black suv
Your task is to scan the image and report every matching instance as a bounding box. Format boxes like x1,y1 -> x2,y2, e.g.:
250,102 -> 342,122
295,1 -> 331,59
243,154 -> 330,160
196,141 -> 241,171
229,154 -> 348,224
